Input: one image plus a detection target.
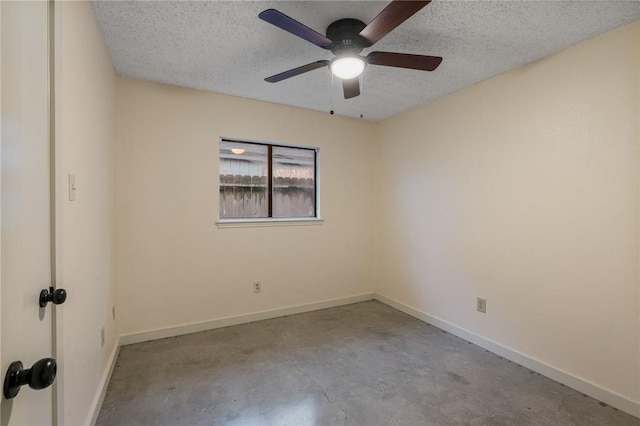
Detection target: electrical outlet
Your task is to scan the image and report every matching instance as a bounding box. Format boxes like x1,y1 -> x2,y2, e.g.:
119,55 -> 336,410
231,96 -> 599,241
253,281 -> 262,293
100,327 -> 105,347
477,298 -> 487,313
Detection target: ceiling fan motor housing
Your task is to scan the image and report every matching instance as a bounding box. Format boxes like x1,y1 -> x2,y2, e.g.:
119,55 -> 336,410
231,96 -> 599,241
259,2 -> 442,99
326,19 -> 367,56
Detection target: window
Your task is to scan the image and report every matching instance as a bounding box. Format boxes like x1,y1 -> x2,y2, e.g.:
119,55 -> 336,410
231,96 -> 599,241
219,139 -> 318,220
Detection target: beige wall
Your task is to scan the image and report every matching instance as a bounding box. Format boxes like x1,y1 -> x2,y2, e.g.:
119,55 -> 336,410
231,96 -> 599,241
376,22 -> 640,404
56,1 -> 117,424
116,79 -> 376,336
113,20 -> 639,415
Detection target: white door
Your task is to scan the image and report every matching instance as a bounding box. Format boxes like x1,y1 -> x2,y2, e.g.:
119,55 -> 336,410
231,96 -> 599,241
1,1 -> 56,424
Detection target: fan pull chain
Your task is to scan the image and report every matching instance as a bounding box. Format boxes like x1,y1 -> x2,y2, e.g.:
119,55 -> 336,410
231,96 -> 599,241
359,74 -> 364,119
330,72 -> 335,115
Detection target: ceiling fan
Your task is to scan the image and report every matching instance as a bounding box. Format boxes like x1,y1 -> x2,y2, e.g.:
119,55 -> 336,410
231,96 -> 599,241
259,0 -> 442,99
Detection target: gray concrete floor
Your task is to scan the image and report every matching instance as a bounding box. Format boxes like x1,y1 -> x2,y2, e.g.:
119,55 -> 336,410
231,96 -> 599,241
97,301 -> 639,426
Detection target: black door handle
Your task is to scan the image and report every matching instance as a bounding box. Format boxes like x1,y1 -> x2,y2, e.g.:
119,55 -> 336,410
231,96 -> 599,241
39,286 -> 67,308
3,358 -> 57,399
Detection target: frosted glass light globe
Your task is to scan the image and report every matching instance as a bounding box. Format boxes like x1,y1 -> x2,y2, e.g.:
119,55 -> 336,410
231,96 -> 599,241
330,57 -> 365,80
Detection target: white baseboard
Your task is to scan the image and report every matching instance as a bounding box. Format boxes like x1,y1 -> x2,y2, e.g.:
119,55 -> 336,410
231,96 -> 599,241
119,293 -> 375,346
88,337 -> 120,426
374,293 -> 640,419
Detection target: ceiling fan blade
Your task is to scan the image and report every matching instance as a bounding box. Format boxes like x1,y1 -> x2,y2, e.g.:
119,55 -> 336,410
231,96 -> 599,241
343,77 -> 360,99
367,51 -> 442,71
259,9 -> 333,49
359,1 -> 431,47
265,60 -> 330,83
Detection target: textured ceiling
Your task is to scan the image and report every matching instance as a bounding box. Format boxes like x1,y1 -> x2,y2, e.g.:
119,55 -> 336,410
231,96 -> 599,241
91,1 -> 640,121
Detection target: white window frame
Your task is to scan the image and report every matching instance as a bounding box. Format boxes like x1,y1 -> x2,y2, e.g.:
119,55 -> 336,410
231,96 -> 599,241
216,137 -> 323,228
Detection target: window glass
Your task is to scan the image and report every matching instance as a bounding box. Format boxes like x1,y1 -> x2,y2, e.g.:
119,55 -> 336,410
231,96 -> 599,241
219,139 -> 318,220
219,141 -> 268,218
272,146 -> 315,218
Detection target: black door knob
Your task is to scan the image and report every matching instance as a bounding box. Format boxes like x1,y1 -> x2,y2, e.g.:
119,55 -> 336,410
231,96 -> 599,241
3,358 -> 57,399
39,286 -> 67,308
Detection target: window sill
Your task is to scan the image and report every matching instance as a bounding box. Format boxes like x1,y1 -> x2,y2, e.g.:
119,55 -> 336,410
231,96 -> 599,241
216,218 -> 324,228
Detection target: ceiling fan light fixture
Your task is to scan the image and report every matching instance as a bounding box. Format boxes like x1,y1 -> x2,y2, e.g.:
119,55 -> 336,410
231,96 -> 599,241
330,56 -> 365,80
